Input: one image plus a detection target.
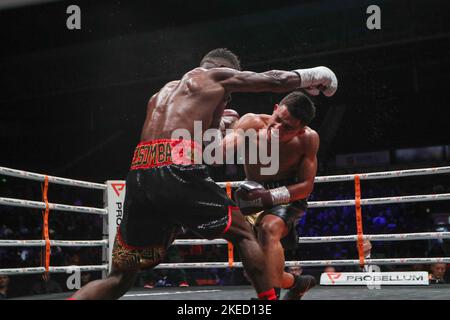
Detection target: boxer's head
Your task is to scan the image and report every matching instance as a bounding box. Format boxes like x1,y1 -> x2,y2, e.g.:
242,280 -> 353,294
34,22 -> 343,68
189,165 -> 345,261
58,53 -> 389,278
268,91 -> 315,142
200,48 -> 241,70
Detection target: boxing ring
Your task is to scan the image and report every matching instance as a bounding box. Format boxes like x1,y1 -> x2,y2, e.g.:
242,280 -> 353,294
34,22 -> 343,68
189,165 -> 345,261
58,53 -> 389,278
1,165 -> 450,300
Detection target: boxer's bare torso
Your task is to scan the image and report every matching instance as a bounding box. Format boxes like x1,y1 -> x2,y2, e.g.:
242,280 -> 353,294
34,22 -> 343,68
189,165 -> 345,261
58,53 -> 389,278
235,113 -> 319,190
140,68 -> 228,142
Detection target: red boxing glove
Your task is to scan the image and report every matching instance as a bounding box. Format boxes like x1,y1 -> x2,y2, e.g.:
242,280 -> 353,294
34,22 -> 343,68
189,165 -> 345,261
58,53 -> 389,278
234,181 -> 292,215
234,181 -> 273,215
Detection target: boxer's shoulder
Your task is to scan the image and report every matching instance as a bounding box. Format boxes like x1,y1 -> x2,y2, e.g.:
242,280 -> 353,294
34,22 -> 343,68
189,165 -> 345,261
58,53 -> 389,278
236,113 -> 268,130
303,126 -> 319,139
300,127 -> 320,152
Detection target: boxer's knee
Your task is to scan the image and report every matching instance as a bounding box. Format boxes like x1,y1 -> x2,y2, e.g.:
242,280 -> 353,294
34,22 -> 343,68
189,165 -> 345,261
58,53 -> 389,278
224,210 -> 256,244
257,216 -> 287,246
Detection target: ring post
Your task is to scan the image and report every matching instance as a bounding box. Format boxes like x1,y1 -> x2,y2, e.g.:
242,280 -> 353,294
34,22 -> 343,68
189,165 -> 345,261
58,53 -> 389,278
104,180 -> 126,276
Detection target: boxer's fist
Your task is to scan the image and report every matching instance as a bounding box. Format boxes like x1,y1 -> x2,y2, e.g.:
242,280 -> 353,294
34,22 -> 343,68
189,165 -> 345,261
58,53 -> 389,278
220,109 -> 240,136
293,66 -> 338,97
234,181 -> 273,215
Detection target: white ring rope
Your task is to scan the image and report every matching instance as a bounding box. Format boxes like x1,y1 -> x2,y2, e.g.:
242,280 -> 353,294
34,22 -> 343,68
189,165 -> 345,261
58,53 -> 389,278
0,197 -> 107,215
0,240 -> 108,247
2,257 -> 448,275
0,166 -> 106,190
2,231 -> 448,249
294,232 -> 450,243
2,193 -> 449,216
217,166 -> 450,187
1,165 -> 449,275
154,257 -> 450,269
2,165 -> 448,190
171,232 -> 450,246
0,265 -> 108,276
307,193 -> 450,208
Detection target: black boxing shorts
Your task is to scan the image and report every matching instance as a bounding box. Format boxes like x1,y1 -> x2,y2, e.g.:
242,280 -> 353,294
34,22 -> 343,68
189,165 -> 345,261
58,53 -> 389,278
250,177 -> 308,250
112,139 -> 234,271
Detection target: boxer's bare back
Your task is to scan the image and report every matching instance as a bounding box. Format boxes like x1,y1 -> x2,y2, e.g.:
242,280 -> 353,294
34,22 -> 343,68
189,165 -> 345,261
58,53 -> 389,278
140,68 -> 227,141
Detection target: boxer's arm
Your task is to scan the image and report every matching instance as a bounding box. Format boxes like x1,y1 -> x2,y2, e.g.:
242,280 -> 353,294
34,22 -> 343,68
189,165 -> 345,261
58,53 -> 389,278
287,131 -> 320,201
208,67 -> 337,96
211,68 -> 301,94
222,113 -> 264,155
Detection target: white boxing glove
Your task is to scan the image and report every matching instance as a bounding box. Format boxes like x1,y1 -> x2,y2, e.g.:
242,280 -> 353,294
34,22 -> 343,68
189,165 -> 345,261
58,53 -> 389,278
293,66 -> 338,97
219,109 -> 240,136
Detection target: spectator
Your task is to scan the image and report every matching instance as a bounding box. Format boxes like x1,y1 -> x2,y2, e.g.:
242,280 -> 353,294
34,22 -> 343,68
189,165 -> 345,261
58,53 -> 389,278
81,273 -> 92,286
288,266 -> 303,276
363,240 -> 372,258
0,275 -> 10,299
429,263 -> 447,284
324,266 -> 336,273
29,275 -> 63,295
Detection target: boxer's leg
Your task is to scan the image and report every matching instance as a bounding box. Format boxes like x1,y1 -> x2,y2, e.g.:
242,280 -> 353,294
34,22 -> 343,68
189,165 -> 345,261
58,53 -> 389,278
256,214 -> 289,288
70,267 -> 138,300
169,164 -> 277,299
70,230 -> 169,300
223,210 -> 275,298
282,274 -> 316,300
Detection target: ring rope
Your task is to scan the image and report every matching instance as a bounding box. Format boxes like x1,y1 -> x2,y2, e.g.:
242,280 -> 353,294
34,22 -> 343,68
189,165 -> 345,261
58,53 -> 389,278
3,193 -> 448,215
307,193 -> 450,208
1,166 -> 449,190
171,232 -> 450,245
0,166 -> 106,190
2,257 -> 450,275
2,231 -> 449,248
0,265 -> 108,276
0,165 -> 449,276
0,240 -> 108,247
217,166 -> 450,187
153,257 -> 450,269
0,197 -> 107,215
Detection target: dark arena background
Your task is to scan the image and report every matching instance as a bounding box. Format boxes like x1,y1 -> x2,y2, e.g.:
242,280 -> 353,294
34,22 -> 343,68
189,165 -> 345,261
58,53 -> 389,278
0,0 -> 450,303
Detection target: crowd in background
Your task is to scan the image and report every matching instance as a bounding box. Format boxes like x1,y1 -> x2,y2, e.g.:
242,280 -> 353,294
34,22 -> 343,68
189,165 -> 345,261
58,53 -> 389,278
0,163 -> 449,298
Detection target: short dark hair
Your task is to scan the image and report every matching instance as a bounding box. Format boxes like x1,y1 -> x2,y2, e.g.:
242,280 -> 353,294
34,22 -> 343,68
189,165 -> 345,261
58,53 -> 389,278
280,91 -> 316,126
200,48 -> 241,70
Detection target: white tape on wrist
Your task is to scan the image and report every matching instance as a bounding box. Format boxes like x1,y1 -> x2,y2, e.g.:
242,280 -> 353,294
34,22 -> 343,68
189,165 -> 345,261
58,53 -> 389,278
270,186 -> 291,205
292,68 -> 314,88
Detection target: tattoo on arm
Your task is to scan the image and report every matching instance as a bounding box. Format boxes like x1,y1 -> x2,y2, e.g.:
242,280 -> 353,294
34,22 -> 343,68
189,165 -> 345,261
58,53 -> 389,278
264,70 -> 285,80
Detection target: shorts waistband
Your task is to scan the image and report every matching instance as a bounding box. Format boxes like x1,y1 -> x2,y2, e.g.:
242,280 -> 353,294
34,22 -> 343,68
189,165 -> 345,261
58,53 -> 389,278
130,139 -> 203,170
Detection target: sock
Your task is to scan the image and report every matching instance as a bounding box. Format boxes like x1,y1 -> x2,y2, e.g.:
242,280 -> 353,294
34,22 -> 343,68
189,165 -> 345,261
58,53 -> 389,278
257,288 -> 277,300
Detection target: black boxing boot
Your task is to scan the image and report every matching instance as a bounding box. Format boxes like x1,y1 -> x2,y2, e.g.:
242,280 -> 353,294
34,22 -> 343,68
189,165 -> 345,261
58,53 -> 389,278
282,275 -> 316,300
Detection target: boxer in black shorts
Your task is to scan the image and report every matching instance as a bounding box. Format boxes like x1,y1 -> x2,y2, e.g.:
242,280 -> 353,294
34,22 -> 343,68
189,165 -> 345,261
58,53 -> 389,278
70,49 -> 337,300
256,177 -> 307,251
113,139 -> 234,272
